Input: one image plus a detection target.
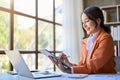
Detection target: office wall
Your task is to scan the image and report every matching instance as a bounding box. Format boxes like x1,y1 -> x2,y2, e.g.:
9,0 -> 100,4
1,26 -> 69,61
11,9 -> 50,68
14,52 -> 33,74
84,0 -> 120,8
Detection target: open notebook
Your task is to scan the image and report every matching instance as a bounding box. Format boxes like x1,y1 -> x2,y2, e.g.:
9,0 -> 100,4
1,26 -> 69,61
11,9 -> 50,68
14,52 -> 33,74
5,50 -> 61,79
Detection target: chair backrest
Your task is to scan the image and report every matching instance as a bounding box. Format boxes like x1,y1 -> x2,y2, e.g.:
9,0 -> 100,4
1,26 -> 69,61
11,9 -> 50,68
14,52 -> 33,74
115,56 -> 120,72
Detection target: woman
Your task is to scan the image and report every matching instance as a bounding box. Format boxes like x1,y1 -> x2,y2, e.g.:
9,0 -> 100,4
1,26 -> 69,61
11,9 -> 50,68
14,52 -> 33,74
49,6 -> 116,74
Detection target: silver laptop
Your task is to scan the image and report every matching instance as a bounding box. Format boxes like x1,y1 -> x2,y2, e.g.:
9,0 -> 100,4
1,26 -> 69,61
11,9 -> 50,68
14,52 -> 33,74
5,50 -> 61,79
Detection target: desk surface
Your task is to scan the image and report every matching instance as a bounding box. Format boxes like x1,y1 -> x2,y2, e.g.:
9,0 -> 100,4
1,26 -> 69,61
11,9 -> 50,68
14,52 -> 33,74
0,72 -> 120,80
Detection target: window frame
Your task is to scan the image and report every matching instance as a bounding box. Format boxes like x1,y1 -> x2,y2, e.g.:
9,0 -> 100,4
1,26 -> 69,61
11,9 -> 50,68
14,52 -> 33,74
0,0 -> 62,71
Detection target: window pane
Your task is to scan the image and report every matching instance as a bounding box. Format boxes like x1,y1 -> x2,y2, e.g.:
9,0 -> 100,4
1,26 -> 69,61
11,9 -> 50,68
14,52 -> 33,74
56,25 -> 63,51
38,0 -> 53,21
55,0 -> 63,24
38,21 -> 53,50
38,53 -> 53,71
14,15 -> 35,50
0,11 -> 10,50
0,0 -> 10,9
14,0 -> 35,16
0,55 -> 10,72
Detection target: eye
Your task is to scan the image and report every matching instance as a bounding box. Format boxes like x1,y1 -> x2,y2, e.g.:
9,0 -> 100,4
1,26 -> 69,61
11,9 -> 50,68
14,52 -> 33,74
86,19 -> 89,22
82,19 -> 89,24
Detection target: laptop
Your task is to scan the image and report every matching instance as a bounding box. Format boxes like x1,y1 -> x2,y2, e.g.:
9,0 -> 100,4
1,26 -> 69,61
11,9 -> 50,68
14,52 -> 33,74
5,50 -> 62,79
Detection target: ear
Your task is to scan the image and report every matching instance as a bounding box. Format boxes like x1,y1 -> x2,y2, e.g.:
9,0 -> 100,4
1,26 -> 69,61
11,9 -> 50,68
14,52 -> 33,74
96,18 -> 101,25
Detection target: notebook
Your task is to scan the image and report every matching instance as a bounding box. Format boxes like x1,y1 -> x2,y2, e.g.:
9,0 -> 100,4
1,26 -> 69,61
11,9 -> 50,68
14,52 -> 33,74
5,50 -> 62,79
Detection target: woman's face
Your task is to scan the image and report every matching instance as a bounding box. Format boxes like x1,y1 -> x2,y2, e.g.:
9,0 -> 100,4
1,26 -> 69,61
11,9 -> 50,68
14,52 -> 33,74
81,13 -> 100,35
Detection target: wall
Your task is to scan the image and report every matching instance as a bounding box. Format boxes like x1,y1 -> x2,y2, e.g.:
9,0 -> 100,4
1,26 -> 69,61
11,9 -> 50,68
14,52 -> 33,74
84,0 -> 120,8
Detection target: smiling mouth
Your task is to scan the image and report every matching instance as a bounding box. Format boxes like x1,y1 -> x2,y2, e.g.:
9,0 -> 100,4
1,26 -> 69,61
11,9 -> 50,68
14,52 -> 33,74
85,27 -> 90,31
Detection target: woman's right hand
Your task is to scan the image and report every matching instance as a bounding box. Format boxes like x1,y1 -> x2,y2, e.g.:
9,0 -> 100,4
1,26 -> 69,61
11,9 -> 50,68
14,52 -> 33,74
58,53 -> 71,66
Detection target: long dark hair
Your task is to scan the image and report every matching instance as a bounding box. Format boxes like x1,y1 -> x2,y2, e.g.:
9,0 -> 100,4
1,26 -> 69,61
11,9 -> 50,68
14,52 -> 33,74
82,6 -> 111,35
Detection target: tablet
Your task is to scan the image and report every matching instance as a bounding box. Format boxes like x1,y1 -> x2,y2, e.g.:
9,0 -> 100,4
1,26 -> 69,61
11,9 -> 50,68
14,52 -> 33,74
40,49 -> 58,62
40,49 -> 54,57
40,49 -> 71,69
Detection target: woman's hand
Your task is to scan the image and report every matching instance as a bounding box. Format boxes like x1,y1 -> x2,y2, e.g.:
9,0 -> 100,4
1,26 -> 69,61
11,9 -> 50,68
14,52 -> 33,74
58,53 -> 71,66
48,54 -> 71,73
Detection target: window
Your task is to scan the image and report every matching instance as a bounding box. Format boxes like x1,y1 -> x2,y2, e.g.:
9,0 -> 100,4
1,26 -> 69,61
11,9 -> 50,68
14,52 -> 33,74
0,11 -> 10,50
0,0 -> 63,72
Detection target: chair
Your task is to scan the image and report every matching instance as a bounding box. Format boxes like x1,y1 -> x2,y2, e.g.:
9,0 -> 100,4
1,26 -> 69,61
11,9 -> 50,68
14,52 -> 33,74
114,56 -> 120,73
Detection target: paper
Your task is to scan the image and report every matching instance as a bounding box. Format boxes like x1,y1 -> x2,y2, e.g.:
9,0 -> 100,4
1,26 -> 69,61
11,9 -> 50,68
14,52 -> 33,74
65,74 -> 88,79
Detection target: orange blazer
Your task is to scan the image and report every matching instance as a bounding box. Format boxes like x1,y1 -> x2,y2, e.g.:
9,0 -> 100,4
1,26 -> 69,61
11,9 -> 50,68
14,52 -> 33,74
72,29 -> 116,74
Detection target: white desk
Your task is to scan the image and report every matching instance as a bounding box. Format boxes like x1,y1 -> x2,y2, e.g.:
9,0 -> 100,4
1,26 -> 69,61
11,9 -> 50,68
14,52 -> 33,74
0,72 -> 120,80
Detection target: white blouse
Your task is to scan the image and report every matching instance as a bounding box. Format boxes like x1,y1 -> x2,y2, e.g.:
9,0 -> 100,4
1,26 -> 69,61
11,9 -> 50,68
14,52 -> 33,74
86,31 -> 99,52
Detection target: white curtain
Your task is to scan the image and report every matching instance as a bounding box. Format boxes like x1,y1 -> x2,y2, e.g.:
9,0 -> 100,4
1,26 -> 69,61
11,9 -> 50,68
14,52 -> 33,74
62,0 -> 84,63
